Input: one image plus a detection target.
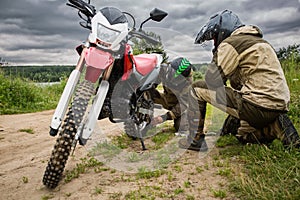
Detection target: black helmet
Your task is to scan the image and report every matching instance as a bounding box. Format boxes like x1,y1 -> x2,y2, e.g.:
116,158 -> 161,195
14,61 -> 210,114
100,7 -> 128,25
170,57 -> 193,78
195,10 -> 244,48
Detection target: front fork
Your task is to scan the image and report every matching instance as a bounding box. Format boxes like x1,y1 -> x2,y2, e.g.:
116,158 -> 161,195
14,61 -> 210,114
49,48 -> 87,136
49,47 -> 113,139
76,80 -> 109,145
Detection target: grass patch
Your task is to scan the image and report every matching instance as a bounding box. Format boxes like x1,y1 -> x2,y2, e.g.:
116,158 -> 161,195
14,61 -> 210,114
206,104 -> 226,132
0,71 -> 65,114
22,176 -> 29,183
196,166 -> 204,174
89,141 -> 122,159
109,192 -> 122,199
216,134 -> 240,147
217,168 -> 232,177
125,185 -> 166,199
19,128 -> 34,134
111,133 -> 132,149
184,180 -> 192,188
151,131 -> 174,149
136,167 -> 165,179
127,152 -> 142,162
148,123 -> 175,149
94,186 -> 103,195
64,157 -> 103,183
174,187 -> 184,195
211,188 -> 227,199
218,139 -> 300,200
229,142 -> 300,200
41,194 -> 55,200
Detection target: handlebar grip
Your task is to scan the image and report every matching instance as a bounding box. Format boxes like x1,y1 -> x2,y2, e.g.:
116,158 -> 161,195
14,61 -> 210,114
67,0 -> 95,17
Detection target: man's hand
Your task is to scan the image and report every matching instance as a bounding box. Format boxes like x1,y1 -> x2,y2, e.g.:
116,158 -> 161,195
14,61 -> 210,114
151,112 -> 171,126
151,116 -> 164,126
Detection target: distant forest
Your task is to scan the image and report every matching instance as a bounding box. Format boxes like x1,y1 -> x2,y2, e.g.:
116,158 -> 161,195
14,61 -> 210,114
0,64 -> 210,83
0,65 -> 75,82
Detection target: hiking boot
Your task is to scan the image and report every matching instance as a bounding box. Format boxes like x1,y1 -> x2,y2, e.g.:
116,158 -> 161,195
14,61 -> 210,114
278,114 -> 300,149
178,134 -> 208,152
220,115 -> 240,136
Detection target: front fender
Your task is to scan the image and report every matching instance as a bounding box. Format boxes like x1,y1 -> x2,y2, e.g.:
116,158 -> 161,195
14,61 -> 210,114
84,47 -> 114,83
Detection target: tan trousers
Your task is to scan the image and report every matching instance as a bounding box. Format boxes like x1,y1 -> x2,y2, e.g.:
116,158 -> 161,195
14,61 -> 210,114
192,80 -> 285,144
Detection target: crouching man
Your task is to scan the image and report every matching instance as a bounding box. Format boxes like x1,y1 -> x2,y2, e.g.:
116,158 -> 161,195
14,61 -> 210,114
179,10 -> 299,151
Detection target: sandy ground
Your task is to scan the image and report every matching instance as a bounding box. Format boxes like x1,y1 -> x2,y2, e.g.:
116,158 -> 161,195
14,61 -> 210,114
0,110 -> 237,200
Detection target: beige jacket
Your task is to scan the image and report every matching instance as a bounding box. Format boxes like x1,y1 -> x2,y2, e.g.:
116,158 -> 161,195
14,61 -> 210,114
205,25 -> 290,111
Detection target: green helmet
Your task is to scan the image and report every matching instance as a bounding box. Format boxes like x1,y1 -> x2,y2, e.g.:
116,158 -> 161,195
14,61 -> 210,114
170,57 -> 193,78
162,57 -> 193,90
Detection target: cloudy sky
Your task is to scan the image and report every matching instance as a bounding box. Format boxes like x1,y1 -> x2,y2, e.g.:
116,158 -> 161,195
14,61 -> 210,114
0,0 -> 300,65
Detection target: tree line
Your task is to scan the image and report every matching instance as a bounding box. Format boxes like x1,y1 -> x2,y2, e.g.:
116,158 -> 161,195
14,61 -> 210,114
0,65 -> 74,82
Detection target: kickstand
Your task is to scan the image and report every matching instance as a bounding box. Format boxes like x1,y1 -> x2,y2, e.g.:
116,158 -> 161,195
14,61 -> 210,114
137,127 -> 147,151
140,138 -> 147,151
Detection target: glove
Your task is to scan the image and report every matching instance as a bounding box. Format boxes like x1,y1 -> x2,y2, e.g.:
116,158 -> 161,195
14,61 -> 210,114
152,112 -> 172,125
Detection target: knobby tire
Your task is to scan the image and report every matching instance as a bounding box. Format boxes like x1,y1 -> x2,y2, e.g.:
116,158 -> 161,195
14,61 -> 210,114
42,80 -> 94,188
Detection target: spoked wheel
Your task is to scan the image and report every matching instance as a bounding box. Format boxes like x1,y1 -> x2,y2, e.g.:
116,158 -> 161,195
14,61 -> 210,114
111,82 -> 154,140
124,91 -> 154,139
42,80 -> 94,189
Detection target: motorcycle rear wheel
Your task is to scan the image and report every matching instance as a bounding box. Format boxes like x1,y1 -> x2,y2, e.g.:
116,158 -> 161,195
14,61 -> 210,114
111,82 -> 154,139
42,80 -> 94,188
124,91 -> 154,139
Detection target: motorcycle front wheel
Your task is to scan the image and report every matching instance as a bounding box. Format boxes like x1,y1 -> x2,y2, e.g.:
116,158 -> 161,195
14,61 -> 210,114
42,80 -> 94,189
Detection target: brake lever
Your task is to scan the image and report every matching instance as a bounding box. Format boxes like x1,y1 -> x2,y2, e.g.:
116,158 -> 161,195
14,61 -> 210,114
79,21 -> 92,29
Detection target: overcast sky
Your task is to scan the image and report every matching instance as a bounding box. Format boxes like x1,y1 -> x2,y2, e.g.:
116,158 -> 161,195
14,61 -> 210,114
0,0 -> 300,65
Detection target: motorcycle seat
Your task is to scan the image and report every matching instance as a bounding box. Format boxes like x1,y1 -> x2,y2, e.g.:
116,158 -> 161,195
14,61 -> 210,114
133,54 -> 157,76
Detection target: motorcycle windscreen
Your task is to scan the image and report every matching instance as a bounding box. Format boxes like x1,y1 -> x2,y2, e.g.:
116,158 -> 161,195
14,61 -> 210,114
85,47 -> 114,83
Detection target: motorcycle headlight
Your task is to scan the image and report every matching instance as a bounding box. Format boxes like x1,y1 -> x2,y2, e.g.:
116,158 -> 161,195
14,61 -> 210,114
96,23 -> 120,47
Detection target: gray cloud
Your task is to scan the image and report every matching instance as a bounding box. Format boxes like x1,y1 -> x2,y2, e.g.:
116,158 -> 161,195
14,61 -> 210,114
240,0 -> 298,11
0,0 -> 300,65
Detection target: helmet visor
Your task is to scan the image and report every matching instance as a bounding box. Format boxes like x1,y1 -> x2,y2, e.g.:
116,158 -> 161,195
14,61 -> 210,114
195,25 -> 211,44
194,14 -> 220,44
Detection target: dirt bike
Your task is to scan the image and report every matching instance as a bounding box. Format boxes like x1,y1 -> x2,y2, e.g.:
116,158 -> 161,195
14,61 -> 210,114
43,0 -> 168,189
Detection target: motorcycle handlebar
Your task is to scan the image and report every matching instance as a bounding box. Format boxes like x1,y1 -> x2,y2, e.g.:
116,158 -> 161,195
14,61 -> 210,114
67,0 -> 96,18
67,0 -> 161,46
129,30 -> 161,46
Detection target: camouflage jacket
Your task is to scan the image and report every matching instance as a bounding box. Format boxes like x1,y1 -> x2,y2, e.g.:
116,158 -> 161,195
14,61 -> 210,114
205,25 -> 290,111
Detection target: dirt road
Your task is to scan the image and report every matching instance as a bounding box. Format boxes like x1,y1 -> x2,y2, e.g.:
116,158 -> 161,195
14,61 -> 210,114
0,110 -> 236,200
